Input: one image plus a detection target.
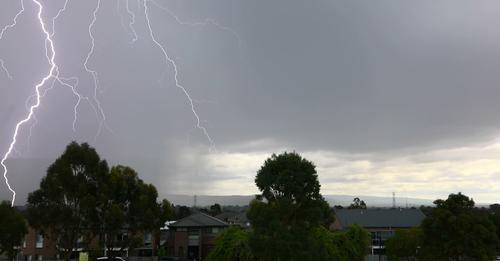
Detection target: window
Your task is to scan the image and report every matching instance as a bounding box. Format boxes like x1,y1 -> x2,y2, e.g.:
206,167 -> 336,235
116,232 -> 128,242
144,232 -> 152,245
188,230 -> 200,246
35,255 -> 42,261
36,233 -> 44,248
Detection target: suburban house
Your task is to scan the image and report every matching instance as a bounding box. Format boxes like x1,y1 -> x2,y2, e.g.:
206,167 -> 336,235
333,208 -> 425,259
215,212 -> 250,229
20,226 -> 157,261
21,227 -> 58,261
167,212 -> 228,260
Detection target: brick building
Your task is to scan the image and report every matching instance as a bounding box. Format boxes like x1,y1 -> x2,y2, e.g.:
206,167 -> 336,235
333,208 -> 425,260
167,212 -> 228,260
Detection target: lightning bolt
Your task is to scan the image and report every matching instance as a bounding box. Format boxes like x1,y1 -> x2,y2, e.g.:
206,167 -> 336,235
0,59 -> 12,80
84,0 -> 112,142
149,0 -> 241,47
142,0 -> 215,149
1,0 -> 240,205
23,1 -> 94,148
125,0 -> 138,43
1,0 -> 61,206
0,0 -> 25,40
0,0 -> 25,81
50,0 -> 69,37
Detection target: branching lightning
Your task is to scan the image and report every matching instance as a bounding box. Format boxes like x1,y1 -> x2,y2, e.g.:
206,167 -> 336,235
149,0 -> 241,47
50,0 -> 69,37
1,0 -> 60,206
84,0 -> 112,141
0,0 -> 25,81
1,0 -> 240,205
142,0 -> 215,149
0,0 -> 25,40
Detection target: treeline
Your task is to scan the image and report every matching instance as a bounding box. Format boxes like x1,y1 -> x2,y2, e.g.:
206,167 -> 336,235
1,142 -> 176,261
386,193 -> 500,261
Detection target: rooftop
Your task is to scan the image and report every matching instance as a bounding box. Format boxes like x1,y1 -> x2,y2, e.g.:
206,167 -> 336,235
170,212 -> 228,228
335,208 -> 425,228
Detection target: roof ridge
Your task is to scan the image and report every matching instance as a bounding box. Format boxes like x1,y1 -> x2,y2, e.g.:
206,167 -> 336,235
198,211 -> 228,225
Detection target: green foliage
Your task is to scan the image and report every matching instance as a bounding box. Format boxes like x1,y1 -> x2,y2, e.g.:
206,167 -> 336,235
26,142 -> 167,260
246,152 -> 336,260
385,228 -> 422,261
160,199 -> 175,223
206,226 -> 254,261
176,205 -> 191,219
309,225 -> 370,261
27,142 -> 109,260
489,211 -> 500,254
209,203 -> 222,216
348,197 -> 367,209
97,165 -> 162,257
420,193 -> 499,261
0,201 -> 27,261
251,152 -> 332,228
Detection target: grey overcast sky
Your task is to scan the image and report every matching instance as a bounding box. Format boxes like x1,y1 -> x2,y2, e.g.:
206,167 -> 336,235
1,0 -> 500,204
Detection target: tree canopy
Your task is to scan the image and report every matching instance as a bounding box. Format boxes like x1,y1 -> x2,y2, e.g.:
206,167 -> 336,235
206,226 -> 254,261
0,201 -> 27,261
246,152 -> 366,260
27,142 -> 109,260
348,197 -> 367,209
97,165 -> 164,257
26,141 -> 168,260
420,193 -> 499,261
385,227 -> 422,261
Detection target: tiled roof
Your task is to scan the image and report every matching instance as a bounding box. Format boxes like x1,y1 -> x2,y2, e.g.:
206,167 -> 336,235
335,208 -> 425,228
170,212 -> 228,228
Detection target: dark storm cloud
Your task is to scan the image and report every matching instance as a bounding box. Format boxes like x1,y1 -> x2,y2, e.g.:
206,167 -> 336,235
2,0 -> 500,202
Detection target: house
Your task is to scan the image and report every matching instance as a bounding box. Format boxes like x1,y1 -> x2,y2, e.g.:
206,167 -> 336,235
215,212 -> 250,229
21,226 -> 157,261
167,212 -> 228,260
333,208 -> 425,259
21,227 -> 58,261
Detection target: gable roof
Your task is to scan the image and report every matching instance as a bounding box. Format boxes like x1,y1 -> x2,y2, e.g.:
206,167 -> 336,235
170,212 -> 228,228
335,208 -> 425,229
215,212 -> 250,228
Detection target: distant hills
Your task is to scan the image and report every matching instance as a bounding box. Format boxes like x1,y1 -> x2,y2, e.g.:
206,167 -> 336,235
162,194 -> 435,208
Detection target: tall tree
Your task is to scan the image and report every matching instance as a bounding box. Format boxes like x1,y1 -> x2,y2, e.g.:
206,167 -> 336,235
0,201 -> 27,261
209,203 -> 223,216
97,165 -> 162,259
247,152 -> 333,260
27,142 -> 109,261
348,197 -> 367,209
420,193 -> 499,261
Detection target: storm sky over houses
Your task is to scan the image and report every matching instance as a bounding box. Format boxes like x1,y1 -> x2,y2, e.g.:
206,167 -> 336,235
1,0 -> 500,204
